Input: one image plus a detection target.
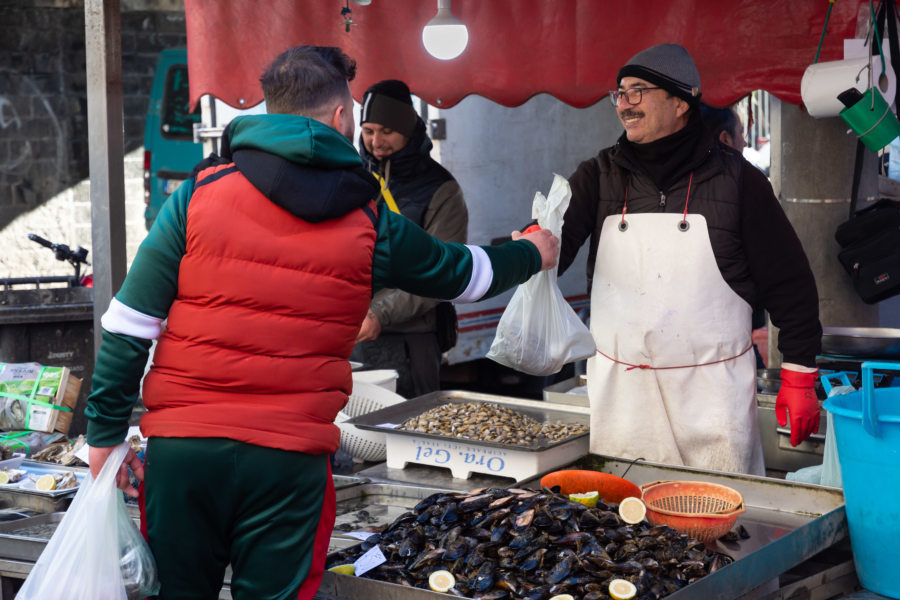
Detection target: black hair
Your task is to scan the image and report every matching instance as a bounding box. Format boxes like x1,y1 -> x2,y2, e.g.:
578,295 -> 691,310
260,46 -> 357,116
700,103 -> 740,140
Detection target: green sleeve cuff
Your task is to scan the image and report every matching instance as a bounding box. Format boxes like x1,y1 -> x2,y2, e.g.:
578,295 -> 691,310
84,330 -> 152,447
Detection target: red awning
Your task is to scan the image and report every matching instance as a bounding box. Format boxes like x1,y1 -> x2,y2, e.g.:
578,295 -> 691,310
185,0 -> 862,111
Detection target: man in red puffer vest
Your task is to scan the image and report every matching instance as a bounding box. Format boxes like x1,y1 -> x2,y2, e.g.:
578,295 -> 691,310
84,45 -> 559,599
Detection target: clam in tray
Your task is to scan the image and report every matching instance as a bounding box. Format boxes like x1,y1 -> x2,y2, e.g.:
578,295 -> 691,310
346,391 -> 590,481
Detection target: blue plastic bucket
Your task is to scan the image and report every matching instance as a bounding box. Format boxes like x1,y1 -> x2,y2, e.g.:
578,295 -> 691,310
824,361 -> 900,598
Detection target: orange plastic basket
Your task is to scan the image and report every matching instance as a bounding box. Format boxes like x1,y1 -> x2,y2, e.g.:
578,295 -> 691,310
640,480 -> 745,544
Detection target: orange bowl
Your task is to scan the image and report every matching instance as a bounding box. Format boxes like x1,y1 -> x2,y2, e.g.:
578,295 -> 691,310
540,469 -> 642,504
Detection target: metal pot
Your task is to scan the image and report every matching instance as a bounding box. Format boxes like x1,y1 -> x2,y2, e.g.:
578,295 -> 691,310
821,327 -> 900,359
757,369 -> 782,394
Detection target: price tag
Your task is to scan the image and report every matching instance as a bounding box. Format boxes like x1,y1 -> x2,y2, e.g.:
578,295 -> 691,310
344,531 -> 379,541
353,544 -> 387,577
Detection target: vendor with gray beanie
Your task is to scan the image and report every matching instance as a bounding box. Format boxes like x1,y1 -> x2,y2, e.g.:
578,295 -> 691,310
351,79 -> 468,399
557,43 -> 822,475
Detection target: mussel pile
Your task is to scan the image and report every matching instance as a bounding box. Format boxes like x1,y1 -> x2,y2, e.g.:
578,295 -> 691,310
397,402 -> 589,446
327,487 -> 733,599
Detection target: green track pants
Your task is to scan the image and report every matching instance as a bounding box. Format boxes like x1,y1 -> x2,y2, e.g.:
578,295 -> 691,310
143,437 -> 331,600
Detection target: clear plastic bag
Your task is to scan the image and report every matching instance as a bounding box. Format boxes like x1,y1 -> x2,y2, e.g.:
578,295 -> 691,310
16,442 -> 160,600
487,174 -> 596,376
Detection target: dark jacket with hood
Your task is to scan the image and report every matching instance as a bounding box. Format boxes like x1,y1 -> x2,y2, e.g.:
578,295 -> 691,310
360,118 -> 468,334
559,112 -> 821,368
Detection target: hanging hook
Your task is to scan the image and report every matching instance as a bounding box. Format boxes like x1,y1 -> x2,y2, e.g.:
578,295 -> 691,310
340,0 -> 355,32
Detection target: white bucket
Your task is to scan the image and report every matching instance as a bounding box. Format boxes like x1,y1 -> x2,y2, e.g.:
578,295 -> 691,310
351,369 -> 399,393
801,56 -> 896,118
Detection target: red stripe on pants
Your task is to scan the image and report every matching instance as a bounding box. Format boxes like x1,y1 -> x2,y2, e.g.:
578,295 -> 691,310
296,461 -> 336,600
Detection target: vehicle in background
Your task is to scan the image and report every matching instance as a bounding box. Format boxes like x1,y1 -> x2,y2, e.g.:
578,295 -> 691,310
143,48 -> 204,230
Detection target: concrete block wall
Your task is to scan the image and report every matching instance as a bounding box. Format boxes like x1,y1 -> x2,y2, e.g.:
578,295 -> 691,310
0,1 -> 187,279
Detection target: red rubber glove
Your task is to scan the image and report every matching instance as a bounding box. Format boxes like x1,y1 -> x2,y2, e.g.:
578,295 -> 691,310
775,368 -> 821,446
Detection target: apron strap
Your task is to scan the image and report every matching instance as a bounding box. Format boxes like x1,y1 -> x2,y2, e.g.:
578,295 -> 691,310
596,342 -> 754,370
621,171 -> 695,228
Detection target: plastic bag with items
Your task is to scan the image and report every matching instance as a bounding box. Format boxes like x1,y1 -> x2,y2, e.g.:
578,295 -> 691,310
486,174 -> 596,376
16,442 -> 160,600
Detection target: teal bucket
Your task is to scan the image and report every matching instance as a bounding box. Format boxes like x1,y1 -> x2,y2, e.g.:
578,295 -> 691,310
824,361 -> 900,598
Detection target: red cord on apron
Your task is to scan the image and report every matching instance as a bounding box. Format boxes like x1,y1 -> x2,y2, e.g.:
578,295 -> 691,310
620,172 -> 694,227
596,342 -> 754,370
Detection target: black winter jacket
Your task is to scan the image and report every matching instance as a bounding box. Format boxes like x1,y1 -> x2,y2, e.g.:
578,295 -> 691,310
559,128 -> 822,368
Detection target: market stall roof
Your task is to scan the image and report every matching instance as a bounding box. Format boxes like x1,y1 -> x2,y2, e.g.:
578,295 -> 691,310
185,0 -> 862,111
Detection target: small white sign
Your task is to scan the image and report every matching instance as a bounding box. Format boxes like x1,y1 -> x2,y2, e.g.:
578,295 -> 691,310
353,545 -> 387,577
376,423 -> 400,429
344,531 -> 379,541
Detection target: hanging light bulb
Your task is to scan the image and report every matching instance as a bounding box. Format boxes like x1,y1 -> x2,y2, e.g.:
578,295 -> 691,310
422,0 -> 468,60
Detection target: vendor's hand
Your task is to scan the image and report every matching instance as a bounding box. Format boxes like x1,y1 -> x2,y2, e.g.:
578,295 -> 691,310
751,327 -> 769,367
775,368 -> 820,446
89,444 -> 144,499
356,310 -> 382,343
512,227 -> 559,270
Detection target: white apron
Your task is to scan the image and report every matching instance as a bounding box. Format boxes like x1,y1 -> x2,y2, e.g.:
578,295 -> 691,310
587,211 -> 764,475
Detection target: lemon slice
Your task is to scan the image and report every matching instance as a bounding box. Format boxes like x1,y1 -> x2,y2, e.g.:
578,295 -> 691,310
428,569 -> 455,593
34,474 -> 57,491
609,578 -> 637,600
549,595 -> 576,600
569,490 -> 599,508
327,564 -> 355,575
0,471 -> 9,485
618,496 -> 646,524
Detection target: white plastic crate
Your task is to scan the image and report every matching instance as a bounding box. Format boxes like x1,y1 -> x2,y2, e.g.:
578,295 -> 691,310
337,381 -> 405,462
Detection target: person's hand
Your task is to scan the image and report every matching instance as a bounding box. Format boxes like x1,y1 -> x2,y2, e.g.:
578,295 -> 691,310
88,444 -> 144,499
512,227 -> 559,271
751,326 -> 769,367
775,368 -> 820,446
356,310 -> 382,342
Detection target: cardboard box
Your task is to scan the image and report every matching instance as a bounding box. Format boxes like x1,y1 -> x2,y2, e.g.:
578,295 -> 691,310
0,363 -> 82,434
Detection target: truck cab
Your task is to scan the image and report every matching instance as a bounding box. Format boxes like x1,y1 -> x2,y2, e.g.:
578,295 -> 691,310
143,48 -> 204,230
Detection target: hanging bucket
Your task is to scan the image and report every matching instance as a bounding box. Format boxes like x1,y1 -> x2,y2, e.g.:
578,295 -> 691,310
824,361 -> 900,598
802,56 -> 896,118
839,87 -> 900,152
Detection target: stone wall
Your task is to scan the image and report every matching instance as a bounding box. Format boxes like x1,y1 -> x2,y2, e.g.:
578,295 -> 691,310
0,1 -> 187,278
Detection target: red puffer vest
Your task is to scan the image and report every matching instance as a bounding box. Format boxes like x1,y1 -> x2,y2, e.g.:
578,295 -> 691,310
140,162 -> 377,454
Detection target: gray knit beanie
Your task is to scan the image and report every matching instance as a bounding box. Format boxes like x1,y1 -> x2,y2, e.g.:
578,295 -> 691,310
617,44 -> 701,106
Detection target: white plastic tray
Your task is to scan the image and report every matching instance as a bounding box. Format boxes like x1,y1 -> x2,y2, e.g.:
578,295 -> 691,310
347,390 -> 589,481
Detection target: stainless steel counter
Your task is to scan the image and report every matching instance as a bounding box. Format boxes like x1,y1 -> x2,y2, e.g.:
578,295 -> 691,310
316,454 -> 855,600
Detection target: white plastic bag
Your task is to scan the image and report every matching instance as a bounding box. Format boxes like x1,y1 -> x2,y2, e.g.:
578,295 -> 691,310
486,174 -> 596,376
16,443 -> 160,600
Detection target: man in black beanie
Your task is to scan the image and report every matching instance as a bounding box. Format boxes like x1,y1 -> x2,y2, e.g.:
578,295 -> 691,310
557,43 -> 822,475
352,79 -> 468,399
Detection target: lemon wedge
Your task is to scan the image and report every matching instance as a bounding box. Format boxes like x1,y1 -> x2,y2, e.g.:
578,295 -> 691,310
428,569 -> 455,593
549,595 -> 576,600
0,471 -> 9,485
569,490 -> 599,508
34,474 -> 57,491
327,564 -> 355,575
618,496 -> 646,524
609,578 -> 637,600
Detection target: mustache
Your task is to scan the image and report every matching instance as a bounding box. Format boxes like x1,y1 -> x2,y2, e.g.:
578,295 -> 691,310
620,109 -> 643,119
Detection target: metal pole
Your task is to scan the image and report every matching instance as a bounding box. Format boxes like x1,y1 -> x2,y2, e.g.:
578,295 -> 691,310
84,0 -> 127,356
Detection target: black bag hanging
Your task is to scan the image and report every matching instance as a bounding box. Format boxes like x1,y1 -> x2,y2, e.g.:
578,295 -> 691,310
834,0 -> 900,304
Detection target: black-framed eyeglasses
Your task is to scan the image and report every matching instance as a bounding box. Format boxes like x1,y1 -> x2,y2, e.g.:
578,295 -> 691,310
609,87 -> 663,106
